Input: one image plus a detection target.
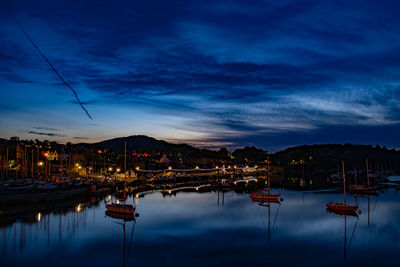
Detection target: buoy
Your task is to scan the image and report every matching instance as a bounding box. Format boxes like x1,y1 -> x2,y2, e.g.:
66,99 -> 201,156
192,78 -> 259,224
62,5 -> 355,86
280,197 -> 284,201
358,210 -> 362,214
135,213 -> 140,217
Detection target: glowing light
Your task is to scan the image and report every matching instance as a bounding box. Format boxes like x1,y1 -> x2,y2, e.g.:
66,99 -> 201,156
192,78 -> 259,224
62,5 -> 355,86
168,190 -> 171,194
116,200 -> 120,204
78,166 -> 82,169
234,165 -> 237,169
136,194 -> 139,198
75,163 -> 79,167
228,166 -> 231,169
136,167 -> 139,170
195,166 -> 199,169
116,168 -> 120,172
108,167 -> 112,171
108,195 -> 112,200
215,166 -> 219,169
75,204 -> 82,213
38,162 -> 44,166
168,166 -> 172,170
37,212 -> 41,222
255,165 -> 258,168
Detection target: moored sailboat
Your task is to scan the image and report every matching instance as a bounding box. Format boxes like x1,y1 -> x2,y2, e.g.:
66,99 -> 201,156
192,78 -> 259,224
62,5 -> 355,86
327,161 -> 358,212
250,156 -> 280,202
349,159 -> 378,194
105,141 -> 135,215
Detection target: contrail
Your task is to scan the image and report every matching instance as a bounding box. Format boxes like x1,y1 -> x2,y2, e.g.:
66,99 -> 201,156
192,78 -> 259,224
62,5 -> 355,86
9,12 -> 93,120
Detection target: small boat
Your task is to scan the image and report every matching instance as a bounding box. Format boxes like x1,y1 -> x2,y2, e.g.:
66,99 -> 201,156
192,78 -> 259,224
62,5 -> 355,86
349,159 -> 378,194
1,183 -> 35,194
105,210 -> 135,221
326,161 -> 358,213
105,141 -> 135,216
250,156 -> 280,201
105,204 -> 135,215
327,202 -> 358,212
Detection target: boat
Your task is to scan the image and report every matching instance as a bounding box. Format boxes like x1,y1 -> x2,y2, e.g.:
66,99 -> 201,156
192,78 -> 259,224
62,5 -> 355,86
349,159 -> 378,194
105,210 -> 135,220
250,156 -> 280,202
1,183 -> 35,194
105,141 -> 135,215
326,161 -> 358,213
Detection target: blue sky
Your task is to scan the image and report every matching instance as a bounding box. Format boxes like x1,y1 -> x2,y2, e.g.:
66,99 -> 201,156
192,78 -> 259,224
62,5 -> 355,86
1,0 -> 400,151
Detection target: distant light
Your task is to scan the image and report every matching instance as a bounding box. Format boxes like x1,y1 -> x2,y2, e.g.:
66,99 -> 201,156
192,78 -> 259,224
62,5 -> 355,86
168,190 -> 171,194
168,166 -> 172,170
195,166 -> 199,169
108,167 -> 112,171
255,165 -> 258,168
215,166 -> 219,169
116,168 -> 120,172
228,166 -> 231,169
246,165 -> 249,168
37,212 -> 41,222
78,166 -> 82,169
136,166 -> 139,170
38,162 -> 44,166
234,165 -> 237,169
75,163 -> 79,167
76,204 -> 82,213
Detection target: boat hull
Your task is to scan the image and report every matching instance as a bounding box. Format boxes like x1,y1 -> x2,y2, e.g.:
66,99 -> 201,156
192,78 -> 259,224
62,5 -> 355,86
105,210 -> 135,221
326,202 -> 358,212
105,203 -> 135,215
250,193 -> 280,201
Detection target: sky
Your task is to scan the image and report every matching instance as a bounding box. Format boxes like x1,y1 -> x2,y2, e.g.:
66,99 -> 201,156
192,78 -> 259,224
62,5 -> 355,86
1,0 -> 400,151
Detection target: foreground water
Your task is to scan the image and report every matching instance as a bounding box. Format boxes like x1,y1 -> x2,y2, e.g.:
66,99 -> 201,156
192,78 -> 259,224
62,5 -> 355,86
1,188 -> 400,266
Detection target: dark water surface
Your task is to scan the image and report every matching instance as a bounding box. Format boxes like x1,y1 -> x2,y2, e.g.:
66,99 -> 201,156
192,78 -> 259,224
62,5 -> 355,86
1,188 -> 400,266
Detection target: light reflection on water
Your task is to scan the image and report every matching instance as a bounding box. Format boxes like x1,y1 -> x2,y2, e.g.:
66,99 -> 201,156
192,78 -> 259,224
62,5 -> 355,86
1,189 -> 400,266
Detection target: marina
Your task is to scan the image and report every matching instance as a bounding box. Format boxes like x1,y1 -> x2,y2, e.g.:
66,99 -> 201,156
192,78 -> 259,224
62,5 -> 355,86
1,186 -> 399,266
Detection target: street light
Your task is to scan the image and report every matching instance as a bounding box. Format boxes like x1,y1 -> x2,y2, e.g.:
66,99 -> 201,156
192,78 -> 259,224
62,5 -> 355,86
108,167 -> 112,171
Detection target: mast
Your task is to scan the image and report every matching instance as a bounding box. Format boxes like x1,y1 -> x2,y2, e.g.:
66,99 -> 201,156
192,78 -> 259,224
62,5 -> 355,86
342,161 -> 346,203
354,167 -> 357,186
124,141 -> 127,201
366,158 -> 370,187
267,156 -> 270,193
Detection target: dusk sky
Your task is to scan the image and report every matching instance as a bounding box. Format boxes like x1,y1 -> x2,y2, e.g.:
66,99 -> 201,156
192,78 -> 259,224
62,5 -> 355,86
1,0 -> 400,151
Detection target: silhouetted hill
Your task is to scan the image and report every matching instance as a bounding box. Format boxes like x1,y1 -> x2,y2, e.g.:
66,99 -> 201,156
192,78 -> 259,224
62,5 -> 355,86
91,135 -> 200,155
272,143 -> 400,176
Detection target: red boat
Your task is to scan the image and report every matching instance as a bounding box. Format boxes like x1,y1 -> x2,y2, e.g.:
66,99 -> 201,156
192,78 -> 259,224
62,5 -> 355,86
326,202 -> 358,212
250,191 -> 280,201
327,161 -> 358,213
250,156 -> 280,202
106,203 -> 135,215
105,141 -> 135,216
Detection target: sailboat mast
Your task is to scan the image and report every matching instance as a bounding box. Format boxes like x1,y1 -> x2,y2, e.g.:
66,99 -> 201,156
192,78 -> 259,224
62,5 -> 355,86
366,158 -> 370,187
124,141 -> 127,200
342,161 -> 346,203
267,156 -> 270,193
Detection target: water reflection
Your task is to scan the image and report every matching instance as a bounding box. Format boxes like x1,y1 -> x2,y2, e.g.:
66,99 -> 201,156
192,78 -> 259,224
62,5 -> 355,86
0,188 -> 399,265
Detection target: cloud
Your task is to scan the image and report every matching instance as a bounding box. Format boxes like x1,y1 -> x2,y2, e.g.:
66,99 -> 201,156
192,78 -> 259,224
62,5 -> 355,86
28,131 -> 66,137
73,136 -> 89,140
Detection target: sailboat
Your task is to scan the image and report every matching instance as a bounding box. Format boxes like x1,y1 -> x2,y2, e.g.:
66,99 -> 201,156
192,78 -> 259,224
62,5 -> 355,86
349,159 -> 378,194
106,141 -> 135,215
327,161 -> 358,213
250,156 -> 280,202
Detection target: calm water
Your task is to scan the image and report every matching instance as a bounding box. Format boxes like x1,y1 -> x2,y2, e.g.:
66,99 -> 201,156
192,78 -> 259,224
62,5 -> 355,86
1,188 -> 400,266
